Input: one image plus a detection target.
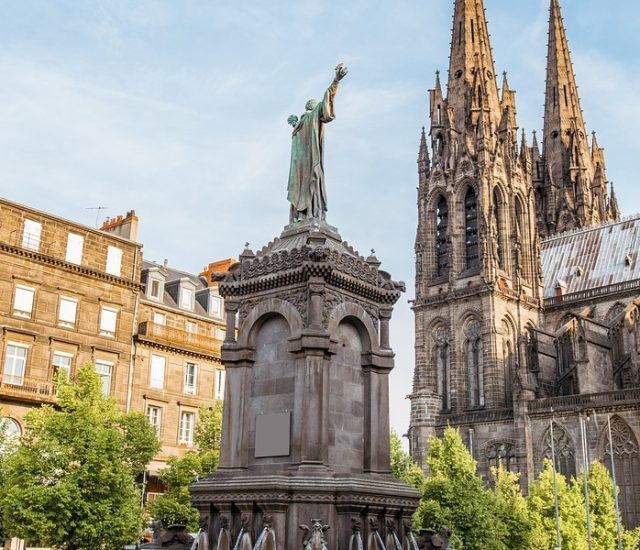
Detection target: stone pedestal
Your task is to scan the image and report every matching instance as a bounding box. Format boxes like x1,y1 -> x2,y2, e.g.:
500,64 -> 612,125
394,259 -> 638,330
191,221 -> 419,548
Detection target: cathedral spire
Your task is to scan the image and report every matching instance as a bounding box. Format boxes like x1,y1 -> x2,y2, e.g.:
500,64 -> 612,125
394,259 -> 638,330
418,127 -> 431,180
447,0 -> 501,135
542,0 -> 593,195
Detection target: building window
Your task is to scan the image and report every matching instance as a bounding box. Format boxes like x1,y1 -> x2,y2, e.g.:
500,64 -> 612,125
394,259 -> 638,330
106,246 -> 123,277
1,418 -> 22,451
184,363 -> 197,395
603,416 -> 640,529
95,361 -> 113,396
153,312 -> 166,326
487,442 -> 516,473
543,424 -> 576,480
214,328 -> 226,341
467,337 -> 484,408
13,285 -> 35,318
492,189 -> 506,270
65,233 -> 84,265
433,329 -> 450,411
52,351 -> 73,382
216,369 -> 226,400
465,188 -> 479,270
504,340 -> 513,407
147,405 -> 162,438
99,307 -> 118,337
22,219 -> 42,251
149,279 -> 161,300
3,343 -> 28,386
149,355 -> 166,390
436,195 -> 449,277
179,411 -> 195,446
209,295 -> 222,317
58,297 -> 78,328
186,321 -> 197,335
180,287 -> 194,310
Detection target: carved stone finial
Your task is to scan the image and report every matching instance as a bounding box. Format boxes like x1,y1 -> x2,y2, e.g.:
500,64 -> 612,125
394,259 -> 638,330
368,517 -> 379,532
220,515 -> 229,530
351,518 -> 361,534
263,515 -> 274,529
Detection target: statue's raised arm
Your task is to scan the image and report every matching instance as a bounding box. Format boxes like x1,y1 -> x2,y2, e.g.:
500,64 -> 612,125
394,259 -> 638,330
286,64 -> 348,223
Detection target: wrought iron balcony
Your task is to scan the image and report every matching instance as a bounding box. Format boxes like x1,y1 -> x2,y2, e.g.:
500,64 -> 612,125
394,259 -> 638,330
0,374 -> 56,404
137,321 -> 222,357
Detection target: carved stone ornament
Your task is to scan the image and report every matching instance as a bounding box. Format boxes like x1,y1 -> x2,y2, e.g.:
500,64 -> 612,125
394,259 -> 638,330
464,320 -> 481,340
605,416 -> 639,457
433,327 -> 449,347
300,519 -> 330,550
323,289 -> 379,331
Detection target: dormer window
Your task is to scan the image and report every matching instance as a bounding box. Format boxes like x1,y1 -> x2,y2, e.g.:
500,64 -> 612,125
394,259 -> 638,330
180,287 -> 194,310
209,293 -> 222,317
144,270 -> 165,302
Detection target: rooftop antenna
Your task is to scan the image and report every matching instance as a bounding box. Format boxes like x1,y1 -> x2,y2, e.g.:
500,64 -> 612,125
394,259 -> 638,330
86,206 -> 108,228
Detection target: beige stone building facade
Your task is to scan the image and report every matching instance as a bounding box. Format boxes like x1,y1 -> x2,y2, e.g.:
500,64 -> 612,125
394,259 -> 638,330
0,197 -> 228,501
409,0 -> 640,530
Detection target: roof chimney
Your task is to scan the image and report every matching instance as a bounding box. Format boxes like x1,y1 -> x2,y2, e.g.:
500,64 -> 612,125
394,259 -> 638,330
100,210 -> 139,241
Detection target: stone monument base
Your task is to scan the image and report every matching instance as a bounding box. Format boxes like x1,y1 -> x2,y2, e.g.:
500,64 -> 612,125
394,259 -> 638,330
191,471 -> 419,548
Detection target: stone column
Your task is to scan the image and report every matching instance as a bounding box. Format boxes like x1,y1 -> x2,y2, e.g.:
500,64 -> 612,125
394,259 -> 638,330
308,278 -> 325,330
379,307 -> 392,350
299,352 -> 329,469
219,361 -> 252,470
224,301 -> 239,343
363,365 -> 391,473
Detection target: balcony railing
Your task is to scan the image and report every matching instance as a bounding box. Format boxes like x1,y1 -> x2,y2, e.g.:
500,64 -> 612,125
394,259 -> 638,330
0,375 -> 56,403
137,321 -> 222,356
528,388 -> 640,414
544,279 -> 640,308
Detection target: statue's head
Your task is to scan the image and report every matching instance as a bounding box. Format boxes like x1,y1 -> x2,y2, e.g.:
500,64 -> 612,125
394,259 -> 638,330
305,99 -> 317,111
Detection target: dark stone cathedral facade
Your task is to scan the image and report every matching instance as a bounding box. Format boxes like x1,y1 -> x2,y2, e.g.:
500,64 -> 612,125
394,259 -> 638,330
408,0 -> 640,529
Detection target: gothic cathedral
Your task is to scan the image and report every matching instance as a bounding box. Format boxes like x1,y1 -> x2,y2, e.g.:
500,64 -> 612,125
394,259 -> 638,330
409,0 -> 640,529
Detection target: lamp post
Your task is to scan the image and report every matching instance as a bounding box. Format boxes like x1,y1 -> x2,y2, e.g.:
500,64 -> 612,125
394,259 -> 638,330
550,418 -> 562,550
579,413 -> 592,550
607,415 -> 623,550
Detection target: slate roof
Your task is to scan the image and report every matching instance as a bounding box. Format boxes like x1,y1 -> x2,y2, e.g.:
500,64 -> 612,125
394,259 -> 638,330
141,259 -> 211,318
541,215 -> 640,299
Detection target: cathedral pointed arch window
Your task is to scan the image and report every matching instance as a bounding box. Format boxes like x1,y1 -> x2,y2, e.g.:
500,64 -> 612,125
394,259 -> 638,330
503,339 -> 514,408
514,198 -> 531,282
543,423 -> 576,480
436,196 -> 449,278
492,188 -> 506,271
602,416 -> 640,528
433,327 -> 450,412
464,187 -> 479,270
465,321 -> 484,408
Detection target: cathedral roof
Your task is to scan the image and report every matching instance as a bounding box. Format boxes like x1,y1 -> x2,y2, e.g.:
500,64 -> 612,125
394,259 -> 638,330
541,215 -> 640,299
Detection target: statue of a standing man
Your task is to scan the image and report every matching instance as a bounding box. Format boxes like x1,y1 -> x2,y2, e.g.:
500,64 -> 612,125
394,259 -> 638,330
287,63 -> 349,223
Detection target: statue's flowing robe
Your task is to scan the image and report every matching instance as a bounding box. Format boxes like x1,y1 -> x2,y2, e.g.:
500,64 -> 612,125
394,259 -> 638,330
287,80 -> 339,221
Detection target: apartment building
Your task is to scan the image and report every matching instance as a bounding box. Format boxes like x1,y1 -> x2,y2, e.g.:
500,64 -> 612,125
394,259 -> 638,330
0,197 -> 229,493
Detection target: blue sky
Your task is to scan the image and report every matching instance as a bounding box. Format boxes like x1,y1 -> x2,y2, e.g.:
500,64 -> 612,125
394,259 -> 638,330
1,0 -> 639,437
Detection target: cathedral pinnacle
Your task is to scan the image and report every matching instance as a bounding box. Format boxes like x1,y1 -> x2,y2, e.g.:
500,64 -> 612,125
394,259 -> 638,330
447,0 -> 502,135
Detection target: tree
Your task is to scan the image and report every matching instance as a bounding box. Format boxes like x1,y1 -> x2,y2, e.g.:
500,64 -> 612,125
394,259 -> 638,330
147,400 -> 223,531
390,431 -> 426,491
1,364 -> 159,550
527,459 -> 587,550
389,431 -> 429,528
492,462 -> 533,549
417,426 -> 507,550
586,461 -> 640,549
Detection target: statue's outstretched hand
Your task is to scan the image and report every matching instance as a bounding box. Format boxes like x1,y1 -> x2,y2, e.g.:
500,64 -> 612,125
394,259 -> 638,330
334,63 -> 349,81
287,115 -> 299,128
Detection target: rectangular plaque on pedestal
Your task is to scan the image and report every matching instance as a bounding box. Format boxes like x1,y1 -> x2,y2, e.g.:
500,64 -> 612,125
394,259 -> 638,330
255,412 -> 291,457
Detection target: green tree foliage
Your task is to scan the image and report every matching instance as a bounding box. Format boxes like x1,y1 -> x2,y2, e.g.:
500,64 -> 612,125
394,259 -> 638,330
527,459 -> 587,550
147,400 -> 223,531
0,364 -> 159,550
417,426 -> 507,550
390,431 -> 426,491
492,462 -> 533,549
586,461 -> 640,549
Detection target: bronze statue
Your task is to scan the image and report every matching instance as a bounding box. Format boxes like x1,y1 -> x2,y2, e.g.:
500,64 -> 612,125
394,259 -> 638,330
287,64 -> 349,223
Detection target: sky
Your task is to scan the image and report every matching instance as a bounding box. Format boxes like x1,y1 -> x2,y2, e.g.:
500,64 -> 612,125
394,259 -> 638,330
1,0 -> 640,439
